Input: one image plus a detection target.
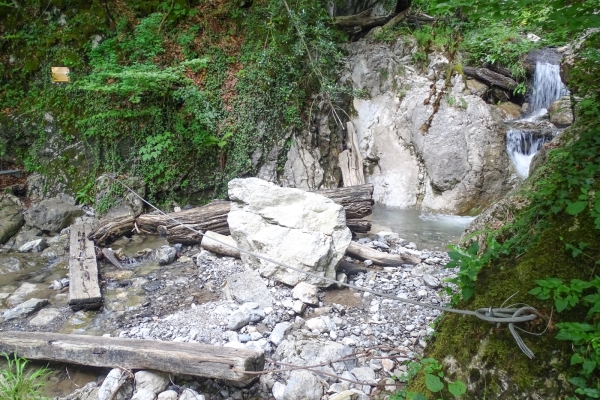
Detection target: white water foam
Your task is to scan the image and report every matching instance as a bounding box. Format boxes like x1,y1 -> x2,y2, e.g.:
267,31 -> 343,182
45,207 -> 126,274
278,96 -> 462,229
506,61 -> 568,178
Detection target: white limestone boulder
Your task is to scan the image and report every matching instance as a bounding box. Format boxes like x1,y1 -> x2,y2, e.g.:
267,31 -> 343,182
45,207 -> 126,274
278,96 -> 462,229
227,178 -> 351,287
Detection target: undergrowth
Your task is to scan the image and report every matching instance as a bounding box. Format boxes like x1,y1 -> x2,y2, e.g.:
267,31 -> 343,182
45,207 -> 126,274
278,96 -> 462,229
0,353 -> 49,400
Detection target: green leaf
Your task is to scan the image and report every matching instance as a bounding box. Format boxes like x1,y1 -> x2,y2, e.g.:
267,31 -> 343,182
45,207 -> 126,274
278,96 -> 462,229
555,297 -> 569,312
408,393 -> 428,400
571,353 -> 584,365
529,287 -> 542,296
448,380 -> 467,397
462,286 -> 474,300
425,373 -> 444,393
566,201 -> 587,215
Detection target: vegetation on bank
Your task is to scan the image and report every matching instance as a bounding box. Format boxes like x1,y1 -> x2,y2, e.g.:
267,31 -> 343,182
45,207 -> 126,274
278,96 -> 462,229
2,0 -> 599,398
1,0 -> 344,203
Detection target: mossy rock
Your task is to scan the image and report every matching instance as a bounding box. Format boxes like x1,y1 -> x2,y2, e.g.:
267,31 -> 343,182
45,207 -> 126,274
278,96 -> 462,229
407,121 -> 600,398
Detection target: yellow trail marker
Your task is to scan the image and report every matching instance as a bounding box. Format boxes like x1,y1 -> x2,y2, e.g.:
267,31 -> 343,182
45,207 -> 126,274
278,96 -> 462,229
51,67 -> 70,82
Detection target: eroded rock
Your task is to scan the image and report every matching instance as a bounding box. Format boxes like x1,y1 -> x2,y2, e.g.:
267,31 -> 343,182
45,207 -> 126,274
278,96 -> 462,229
228,178 -> 351,287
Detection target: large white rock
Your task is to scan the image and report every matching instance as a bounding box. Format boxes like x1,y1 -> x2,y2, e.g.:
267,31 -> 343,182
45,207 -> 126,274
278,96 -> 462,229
227,178 -> 352,287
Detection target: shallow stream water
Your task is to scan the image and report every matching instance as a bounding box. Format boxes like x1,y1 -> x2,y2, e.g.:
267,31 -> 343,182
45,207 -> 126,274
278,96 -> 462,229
365,205 -> 476,250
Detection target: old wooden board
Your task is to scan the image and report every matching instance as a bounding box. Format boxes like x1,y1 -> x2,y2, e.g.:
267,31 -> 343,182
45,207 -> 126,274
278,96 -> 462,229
0,331 -> 264,383
69,223 -> 102,310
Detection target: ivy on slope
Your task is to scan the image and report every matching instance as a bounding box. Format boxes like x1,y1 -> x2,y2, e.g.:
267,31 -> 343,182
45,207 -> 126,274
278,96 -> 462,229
0,0 -> 344,202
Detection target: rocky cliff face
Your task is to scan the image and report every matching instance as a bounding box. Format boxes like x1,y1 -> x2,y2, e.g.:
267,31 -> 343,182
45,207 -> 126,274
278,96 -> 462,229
281,38 -> 513,215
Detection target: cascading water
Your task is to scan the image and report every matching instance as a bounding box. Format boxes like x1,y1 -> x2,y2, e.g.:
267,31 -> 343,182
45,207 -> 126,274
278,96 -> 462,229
506,61 -> 568,178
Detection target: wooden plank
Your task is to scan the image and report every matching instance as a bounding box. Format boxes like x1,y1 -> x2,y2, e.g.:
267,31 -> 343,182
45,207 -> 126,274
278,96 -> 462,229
69,224 -> 102,310
0,331 -> 264,383
346,241 -> 420,266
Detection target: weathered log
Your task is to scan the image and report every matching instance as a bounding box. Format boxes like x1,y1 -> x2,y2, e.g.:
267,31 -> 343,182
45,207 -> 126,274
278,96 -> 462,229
201,230 -> 241,258
88,214 -> 134,246
137,201 -> 231,241
339,122 -> 366,187
346,241 -> 420,266
333,9 -> 393,29
135,186 -> 374,244
314,184 -> 374,219
0,331 -> 264,384
463,66 -> 518,92
69,224 -> 102,310
346,219 -> 371,233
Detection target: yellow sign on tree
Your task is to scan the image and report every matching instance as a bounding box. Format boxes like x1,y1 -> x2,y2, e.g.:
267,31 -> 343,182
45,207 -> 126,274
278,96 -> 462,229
51,67 -> 70,82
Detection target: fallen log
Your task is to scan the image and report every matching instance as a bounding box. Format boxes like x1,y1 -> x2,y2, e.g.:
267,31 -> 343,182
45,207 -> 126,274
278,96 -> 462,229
0,331 -> 264,384
346,241 -> 420,266
88,214 -> 135,246
346,219 -> 371,233
69,224 -> 102,310
463,66 -> 518,92
333,9 -> 393,29
137,201 -> 231,239
313,184 -> 374,219
201,230 -> 241,258
134,186 -> 374,244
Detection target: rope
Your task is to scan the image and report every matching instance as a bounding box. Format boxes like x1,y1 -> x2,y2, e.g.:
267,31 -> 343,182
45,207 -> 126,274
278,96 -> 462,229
107,175 -> 542,358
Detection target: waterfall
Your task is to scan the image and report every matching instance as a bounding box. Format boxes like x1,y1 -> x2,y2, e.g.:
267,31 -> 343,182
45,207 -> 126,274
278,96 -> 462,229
507,130 -> 553,179
506,61 -> 568,178
529,62 -> 569,111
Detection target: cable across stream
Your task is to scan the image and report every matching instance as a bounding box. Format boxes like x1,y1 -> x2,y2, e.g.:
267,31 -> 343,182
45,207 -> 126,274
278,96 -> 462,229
109,175 -> 543,358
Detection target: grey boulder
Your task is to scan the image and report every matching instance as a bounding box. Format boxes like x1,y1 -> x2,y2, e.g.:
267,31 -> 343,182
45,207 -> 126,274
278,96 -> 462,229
0,198 -> 24,244
24,196 -> 84,232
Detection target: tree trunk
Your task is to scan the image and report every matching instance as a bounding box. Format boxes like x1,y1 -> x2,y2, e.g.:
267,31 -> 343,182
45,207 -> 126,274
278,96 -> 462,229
463,66 -> 518,91
346,241 -> 421,266
133,186 -> 374,244
88,215 -> 135,246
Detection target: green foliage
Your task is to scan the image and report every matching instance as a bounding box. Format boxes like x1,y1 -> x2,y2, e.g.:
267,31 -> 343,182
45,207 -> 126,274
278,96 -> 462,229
392,357 -> 467,399
460,19 -> 535,78
0,353 -> 50,400
445,237 -> 508,302
530,277 -> 600,398
1,0 -> 346,201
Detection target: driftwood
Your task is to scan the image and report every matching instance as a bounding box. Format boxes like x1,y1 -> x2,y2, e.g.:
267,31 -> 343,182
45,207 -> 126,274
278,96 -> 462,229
463,66 -> 518,92
69,224 -> 102,310
201,230 -> 241,258
346,219 -> 371,233
88,214 -> 134,246
314,184 -> 374,219
0,331 -> 264,383
333,9 -> 392,29
339,122 -> 366,187
137,201 -> 231,243
346,241 -> 420,266
132,186 -> 374,244
101,248 -> 123,269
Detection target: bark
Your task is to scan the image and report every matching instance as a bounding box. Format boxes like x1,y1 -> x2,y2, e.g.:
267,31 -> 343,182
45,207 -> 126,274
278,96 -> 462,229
346,241 -> 421,266
201,231 -> 241,258
463,66 -> 518,91
88,215 -> 135,246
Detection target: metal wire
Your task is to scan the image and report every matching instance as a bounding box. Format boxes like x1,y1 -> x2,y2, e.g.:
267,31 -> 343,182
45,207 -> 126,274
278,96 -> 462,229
107,175 -> 543,358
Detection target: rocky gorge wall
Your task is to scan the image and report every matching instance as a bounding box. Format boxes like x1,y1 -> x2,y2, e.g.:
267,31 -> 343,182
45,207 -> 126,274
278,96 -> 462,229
281,37 -> 514,215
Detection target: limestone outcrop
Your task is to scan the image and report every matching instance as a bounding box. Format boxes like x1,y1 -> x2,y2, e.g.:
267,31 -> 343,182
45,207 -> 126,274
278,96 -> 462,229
278,39 -> 512,214
227,178 -> 352,287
